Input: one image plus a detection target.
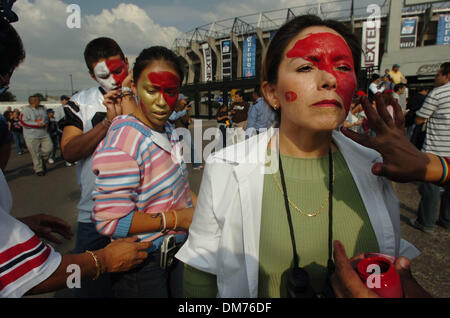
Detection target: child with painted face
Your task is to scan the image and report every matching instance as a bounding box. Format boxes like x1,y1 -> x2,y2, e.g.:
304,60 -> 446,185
91,46 -> 195,298
177,15 -> 420,298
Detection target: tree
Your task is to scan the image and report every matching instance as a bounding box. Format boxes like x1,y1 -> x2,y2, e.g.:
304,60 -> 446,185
0,91 -> 16,102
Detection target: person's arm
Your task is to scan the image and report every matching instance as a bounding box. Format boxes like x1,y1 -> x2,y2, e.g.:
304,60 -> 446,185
61,90 -> 123,163
17,214 -> 73,244
26,237 -> 151,295
340,93 -> 448,185
415,116 -> 426,125
415,91 -> 438,126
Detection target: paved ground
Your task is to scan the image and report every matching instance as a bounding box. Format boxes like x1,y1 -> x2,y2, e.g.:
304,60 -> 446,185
3,121 -> 449,298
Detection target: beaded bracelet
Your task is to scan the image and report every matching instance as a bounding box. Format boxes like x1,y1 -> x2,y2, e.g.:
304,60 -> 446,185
438,156 -> 450,185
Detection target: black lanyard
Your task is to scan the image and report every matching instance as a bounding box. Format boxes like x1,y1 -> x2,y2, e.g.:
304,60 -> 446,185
278,147 -> 335,275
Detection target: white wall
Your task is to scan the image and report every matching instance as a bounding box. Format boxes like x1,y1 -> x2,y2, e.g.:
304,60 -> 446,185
0,102 -> 63,113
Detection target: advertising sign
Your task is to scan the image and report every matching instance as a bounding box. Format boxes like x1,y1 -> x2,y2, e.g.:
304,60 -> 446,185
202,43 -> 213,82
243,35 -> 256,78
221,39 -> 232,80
400,17 -> 418,48
361,21 -> 380,68
437,14 -> 450,45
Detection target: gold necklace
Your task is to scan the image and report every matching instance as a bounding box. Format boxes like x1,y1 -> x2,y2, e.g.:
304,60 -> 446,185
271,157 -> 335,217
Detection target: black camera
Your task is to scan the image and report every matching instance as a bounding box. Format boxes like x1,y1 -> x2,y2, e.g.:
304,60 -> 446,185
285,267 -> 336,298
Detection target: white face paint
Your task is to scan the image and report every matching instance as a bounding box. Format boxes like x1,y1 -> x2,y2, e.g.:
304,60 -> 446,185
93,61 -> 117,92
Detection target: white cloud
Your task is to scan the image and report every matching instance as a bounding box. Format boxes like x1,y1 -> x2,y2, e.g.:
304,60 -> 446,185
10,0 -> 181,101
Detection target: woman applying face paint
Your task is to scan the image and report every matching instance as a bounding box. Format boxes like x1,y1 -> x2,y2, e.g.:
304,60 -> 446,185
91,46 -> 195,297
177,15 -> 420,298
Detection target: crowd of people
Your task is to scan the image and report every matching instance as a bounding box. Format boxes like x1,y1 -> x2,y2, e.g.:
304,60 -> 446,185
1,94 -> 73,175
1,2 -> 449,300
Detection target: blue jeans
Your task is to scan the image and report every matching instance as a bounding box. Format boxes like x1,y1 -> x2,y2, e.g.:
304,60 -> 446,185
12,131 -> 25,153
73,222 -> 113,298
417,183 -> 450,230
111,250 -> 184,298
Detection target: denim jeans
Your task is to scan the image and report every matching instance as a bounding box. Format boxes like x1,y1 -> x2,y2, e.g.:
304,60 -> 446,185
111,250 -> 184,298
417,183 -> 450,230
12,131 -> 25,153
73,222 -> 113,298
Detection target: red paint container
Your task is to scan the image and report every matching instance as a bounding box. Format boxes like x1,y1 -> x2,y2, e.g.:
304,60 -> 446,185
357,253 -> 403,298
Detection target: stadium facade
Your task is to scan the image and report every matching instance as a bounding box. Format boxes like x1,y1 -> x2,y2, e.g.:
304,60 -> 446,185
173,0 -> 450,119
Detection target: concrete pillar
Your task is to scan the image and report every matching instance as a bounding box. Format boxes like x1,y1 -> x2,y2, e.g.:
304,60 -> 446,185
256,28 -> 267,63
176,46 -> 195,84
385,0 -> 403,53
207,37 -> 222,81
191,41 -> 205,82
231,32 -> 242,78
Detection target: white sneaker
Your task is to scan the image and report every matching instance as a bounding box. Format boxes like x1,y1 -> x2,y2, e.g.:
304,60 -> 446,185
65,161 -> 73,167
48,158 -> 55,164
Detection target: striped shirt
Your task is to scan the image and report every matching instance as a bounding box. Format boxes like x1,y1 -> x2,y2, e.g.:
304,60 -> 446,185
92,115 -> 192,251
417,82 -> 450,156
0,171 -> 61,298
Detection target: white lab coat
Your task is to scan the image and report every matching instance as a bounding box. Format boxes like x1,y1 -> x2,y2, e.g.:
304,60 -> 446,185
176,129 -> 420,298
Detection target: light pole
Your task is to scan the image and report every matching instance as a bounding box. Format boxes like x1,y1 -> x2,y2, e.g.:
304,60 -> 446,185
69,74 -> 74,95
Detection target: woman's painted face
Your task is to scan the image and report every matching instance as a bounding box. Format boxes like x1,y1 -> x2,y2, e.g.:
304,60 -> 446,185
136,60 -> 180,130
275,26 -> 357,131
92,55 -> 128,92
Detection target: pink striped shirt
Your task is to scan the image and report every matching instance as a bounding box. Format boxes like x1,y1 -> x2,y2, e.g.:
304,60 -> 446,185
92,115 -> 192,248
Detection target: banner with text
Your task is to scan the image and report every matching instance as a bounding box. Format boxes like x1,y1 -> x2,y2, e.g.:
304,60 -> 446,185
361,21 -> 380,68
202,43 -> 213,82
243,35 -> 256,78
437,14 -> 450,45
400,17 -> 418,48
221,39 -> 232,80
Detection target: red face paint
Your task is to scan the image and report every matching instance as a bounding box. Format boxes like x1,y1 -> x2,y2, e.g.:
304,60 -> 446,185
286,32 -> 356,114
105,58 -> 128,88
147,71 -> 180,110
285,91 -> 298,102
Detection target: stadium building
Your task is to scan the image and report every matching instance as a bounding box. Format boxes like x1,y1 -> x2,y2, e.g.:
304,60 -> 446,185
173,0 -> 450,119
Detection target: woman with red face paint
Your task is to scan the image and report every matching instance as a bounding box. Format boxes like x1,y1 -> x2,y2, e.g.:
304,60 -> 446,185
177,15 -> 421,298
91,46 -> 195,297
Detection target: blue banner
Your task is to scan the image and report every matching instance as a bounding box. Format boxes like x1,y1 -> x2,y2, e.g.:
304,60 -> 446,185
437,14 -> 450,45
243,35 -> 256,78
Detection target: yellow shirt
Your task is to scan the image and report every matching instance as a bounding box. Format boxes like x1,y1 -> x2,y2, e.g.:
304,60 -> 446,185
389,70 -> 404,84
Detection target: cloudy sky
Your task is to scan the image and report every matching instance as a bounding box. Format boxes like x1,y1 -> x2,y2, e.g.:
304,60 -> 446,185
9,0 -> 388,101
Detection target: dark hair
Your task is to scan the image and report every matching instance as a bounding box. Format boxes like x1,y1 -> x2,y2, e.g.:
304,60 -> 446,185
28,94 -> 40,103
84,37 -> 125,73
441,62 -> 450,76
235,90 -> 244,97
394,83 -> 406,92
262,15 -> 361,86
371,73 -> 381,82
253,86 -> 261,96
133,46 -> 184,84
0,21 -> 25,75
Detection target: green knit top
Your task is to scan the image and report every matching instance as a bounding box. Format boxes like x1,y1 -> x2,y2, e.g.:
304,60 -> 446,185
182,149 -> 379,298
258,149 -> 379,297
